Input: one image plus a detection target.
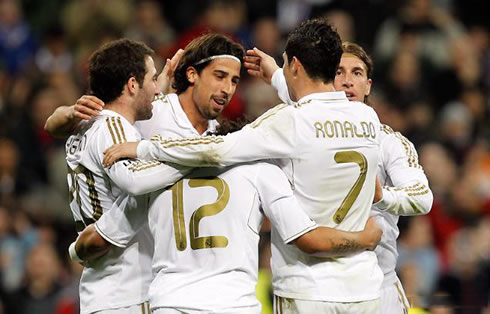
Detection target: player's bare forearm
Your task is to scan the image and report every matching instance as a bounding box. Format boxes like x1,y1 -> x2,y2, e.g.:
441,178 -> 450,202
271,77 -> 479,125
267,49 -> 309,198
75,224 -> 111,260
294,217 -> 382,256
44,105 -> 81,138
44,95 -> 104,138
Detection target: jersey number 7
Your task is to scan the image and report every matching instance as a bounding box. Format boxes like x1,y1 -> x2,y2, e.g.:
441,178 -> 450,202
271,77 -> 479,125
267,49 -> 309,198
333,151 -> 368,224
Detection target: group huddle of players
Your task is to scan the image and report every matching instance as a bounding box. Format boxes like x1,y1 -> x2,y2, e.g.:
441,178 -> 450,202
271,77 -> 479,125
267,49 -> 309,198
45,18 -> 432,314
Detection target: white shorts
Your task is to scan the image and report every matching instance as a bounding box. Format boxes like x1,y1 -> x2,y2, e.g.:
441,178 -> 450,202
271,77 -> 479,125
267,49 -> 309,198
152,305 -> 260,314
93,301 -> 151,314
380,277 -> 410,314
273,295 -> 380,314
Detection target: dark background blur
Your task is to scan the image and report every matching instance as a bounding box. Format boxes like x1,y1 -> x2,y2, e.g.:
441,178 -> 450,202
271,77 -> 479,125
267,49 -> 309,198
0,0 -> 488,313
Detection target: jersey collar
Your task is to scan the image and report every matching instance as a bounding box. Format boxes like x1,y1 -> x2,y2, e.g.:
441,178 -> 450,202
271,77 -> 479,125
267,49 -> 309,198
100,109 -> 132,124
297,91 -> 348,106
168,93 -> 219,136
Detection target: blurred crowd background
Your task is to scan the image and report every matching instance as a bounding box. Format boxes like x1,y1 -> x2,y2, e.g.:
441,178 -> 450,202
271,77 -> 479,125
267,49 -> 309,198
0,0 -> 488,313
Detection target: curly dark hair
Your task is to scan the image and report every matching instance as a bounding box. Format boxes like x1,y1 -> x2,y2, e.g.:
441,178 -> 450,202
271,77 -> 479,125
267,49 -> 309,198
173,33 -> 245,94
211,116 -> 251,136
285,18 -> 342,83
88,39 -> 154,103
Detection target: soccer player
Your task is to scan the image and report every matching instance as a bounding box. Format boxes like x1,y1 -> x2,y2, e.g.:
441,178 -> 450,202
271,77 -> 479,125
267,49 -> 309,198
64,39 -> 189,314
102,19 -> 384,313
334,42 -> 433,314
245,42 -> 434,313
71,159 -> 383,313
69,120 -> 383,313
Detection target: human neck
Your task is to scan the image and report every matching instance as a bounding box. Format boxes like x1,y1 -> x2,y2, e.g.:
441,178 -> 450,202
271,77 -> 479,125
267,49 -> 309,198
178,92 -> 209,135
293,79 -> 336,102
105,98 -> 136,124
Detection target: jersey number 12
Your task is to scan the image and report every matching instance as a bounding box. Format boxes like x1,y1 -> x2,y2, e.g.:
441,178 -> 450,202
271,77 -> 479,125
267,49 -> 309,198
170,177 -> 230,251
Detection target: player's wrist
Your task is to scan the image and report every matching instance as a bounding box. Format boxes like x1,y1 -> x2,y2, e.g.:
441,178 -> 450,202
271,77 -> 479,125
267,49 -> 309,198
69,241 -> 84,263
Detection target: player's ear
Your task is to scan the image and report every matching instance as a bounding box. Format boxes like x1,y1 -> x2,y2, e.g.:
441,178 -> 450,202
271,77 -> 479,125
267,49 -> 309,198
127,77 -> 139,95
365,78 -> 372,97
186,66 -> 197,84
291,56 -> 301,76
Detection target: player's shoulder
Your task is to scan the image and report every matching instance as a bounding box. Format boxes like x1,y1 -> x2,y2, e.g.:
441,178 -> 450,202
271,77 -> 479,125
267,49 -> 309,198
379,124 -> 414,145
96,111 -> 138,144
351,101 -> 379,118
225,160 -> 282,177
249,103 -> 292,128
152,93 -> 176,114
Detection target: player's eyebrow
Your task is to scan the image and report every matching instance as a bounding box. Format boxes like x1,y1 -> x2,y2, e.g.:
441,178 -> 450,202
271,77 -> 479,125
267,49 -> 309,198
214,69 -> 241,79
351,66 -> 365,73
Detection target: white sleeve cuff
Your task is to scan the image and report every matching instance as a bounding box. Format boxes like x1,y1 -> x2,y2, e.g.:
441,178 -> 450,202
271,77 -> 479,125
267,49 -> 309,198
373,188 -> 395,211
271,68 -> 283,91
284,222 -> 318,244
94,222 -> 126,248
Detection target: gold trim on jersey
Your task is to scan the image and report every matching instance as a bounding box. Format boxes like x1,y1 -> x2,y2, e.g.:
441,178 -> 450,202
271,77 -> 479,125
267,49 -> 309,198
380,124 -> 394,135
395,282 -> 409,312
381,124 -> 422,169
127,160 -> 163,172
85,171 -> 103,220
150,135 -> 224,148
106,117 -> 128,144
106,118 -> 117,144
250,103 -> 289,128
117,118 -> 127,142
154,92 -> 166,102
387,182 -> 430,198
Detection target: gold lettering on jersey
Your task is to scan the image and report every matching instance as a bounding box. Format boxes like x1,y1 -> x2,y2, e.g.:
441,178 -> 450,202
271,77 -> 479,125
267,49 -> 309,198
171,181 -> 187,251
333,120 -> 345,137
314,120 -> 376,139
189,178 -> 229,250
66,135 -> 87,155
67,163 -> 102,228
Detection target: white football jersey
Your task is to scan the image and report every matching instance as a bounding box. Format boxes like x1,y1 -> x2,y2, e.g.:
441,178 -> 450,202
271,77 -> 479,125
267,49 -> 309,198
95,162 -> 317,312
135,93 -> 219,139
135,90 -> 384,302
373,124 -> 433,287
66,109 -> 188,314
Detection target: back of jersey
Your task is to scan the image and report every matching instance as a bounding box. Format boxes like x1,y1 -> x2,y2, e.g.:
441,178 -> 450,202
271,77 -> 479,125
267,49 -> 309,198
271,93 -> 383,302
65,111 -> 152,314
148,165 -> 264,312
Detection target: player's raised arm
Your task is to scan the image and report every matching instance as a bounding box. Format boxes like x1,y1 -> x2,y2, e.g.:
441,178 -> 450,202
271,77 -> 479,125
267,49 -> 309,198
244,48 -> 294,106
44,95 -> 105,138
374,128 -> 433,216
243,47 -> 279,84
157,48 -> 184,94
103,104 -> 299,167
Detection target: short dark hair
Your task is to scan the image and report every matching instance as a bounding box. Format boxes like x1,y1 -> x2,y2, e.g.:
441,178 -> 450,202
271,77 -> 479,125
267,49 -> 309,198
173,33 -> 245,94
342,42 -> 374,79
88,39 -> 154,103
285,18 -> 342,83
